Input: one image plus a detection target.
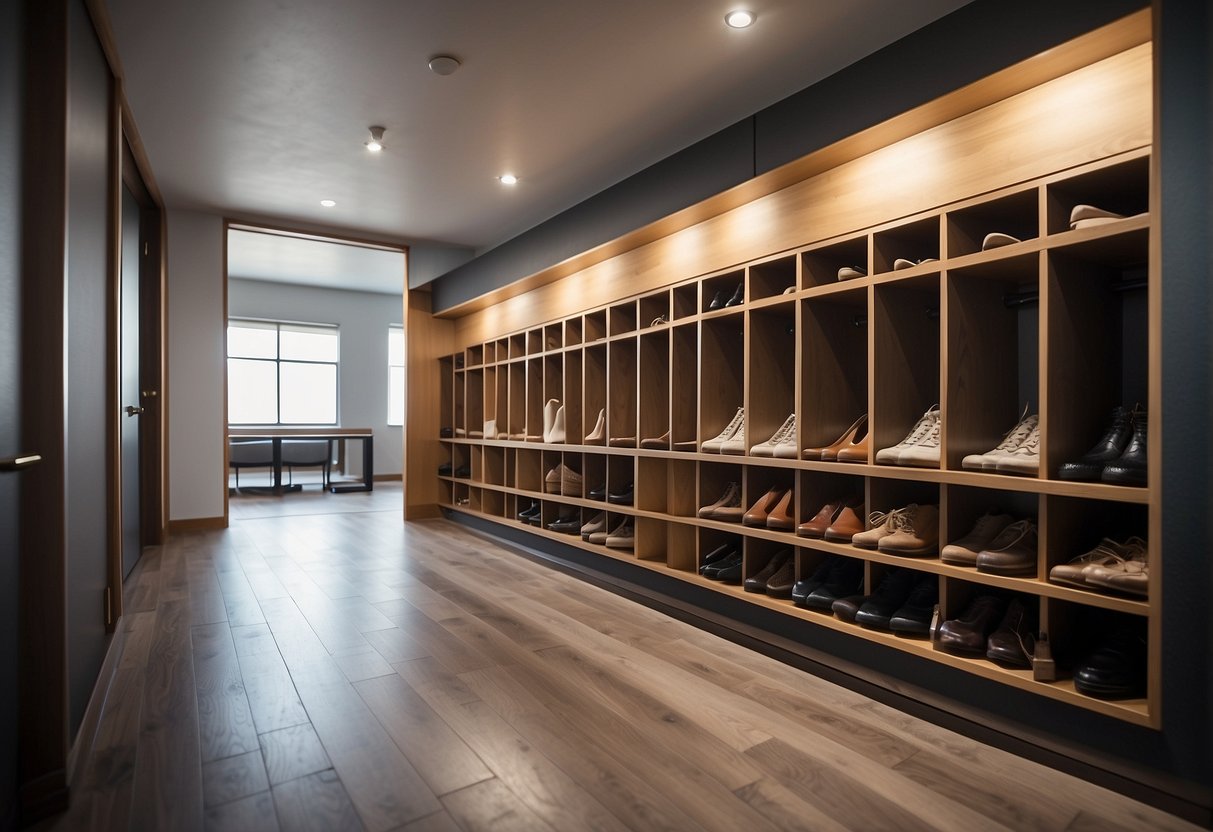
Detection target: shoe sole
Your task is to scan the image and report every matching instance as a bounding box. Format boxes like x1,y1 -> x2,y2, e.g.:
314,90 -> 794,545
877,544 -> 937,556
976,563 -> 1036,577
986,647 -> 1031,668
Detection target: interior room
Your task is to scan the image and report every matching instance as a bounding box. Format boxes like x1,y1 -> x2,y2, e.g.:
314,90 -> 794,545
2,0 -> 1210,830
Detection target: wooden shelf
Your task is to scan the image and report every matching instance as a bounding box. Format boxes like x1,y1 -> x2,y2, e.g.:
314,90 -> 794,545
434,48 -> 1157,726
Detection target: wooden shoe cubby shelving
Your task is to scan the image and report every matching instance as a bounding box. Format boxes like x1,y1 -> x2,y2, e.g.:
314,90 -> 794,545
435,25 -> 1159,727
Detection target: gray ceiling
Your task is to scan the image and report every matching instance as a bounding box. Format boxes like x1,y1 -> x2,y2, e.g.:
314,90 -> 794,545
108,0 -> 969,260
227,229 -> 407,295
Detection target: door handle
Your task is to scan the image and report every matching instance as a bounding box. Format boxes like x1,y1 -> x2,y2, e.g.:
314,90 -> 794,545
1,453 -> 41,472
125,405 -> 144,417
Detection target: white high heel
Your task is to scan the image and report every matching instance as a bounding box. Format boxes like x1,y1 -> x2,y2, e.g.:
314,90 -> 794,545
585,409 -> 606,445
542,399 -> 560,443
549,405 -> 566,444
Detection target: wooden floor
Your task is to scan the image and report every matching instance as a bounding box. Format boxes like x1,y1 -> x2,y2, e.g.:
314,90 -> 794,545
48,486 -> 1196,831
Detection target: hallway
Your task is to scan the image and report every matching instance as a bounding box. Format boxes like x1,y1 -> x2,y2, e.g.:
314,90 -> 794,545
48,496 -> 1195,831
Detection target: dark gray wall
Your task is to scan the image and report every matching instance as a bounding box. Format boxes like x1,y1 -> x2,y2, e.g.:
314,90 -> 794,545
438,0 -> 1213,817
65,0 -> 112,738
0,0 -> 23,826
432,0 -> 1146,312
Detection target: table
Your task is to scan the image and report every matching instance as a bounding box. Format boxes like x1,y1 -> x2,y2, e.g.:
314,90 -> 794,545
229,427 -> 374,494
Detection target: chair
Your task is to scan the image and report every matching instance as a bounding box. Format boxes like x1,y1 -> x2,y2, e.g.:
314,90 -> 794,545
229,439 -> 274,489
281,439 -> 332,488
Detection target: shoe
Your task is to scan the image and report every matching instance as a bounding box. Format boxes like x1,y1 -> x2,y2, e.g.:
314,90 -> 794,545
975,519 -> 1037,576
437,462 -> 452,476
1057,405 -> 1133,481
764,490 -> 795,531
700,541 -> 739,570
791,556 -> 840,605
561,466 -> 583,497
607,483 -> 634,505
889,575 -> 939,636
765,557 -> 796,598
719,420 -> 747,455
802,415 -> 866,460
544,464 -> 576,494
1073,624 -> 1147,700
837,265 -> 867,280
1101,408 -> 1146,486
517,502 -> 541,522
547,511 -> 581,534
797,498 -> 846,538
961,410 -> 1038,470
744,549 -> 792,594
938,595 -> 1007,655
542,399 -> 561,443
483,419 -> 497,439
580,512 -> 606,539
455,428 -> 467,437
467,430 -> 484,439
892,257 -> 937,270
605,520 -> 634,549
822,415 -> 869,462
454,465 -> 470,478
877,504 -> 939,556
834,430 -> 870,463
724,282 -> 745,308
823,505 -> 866,543
708,289 -> 730,311
940,512 -> 1015,566
875,406 -> 940,466
830,594 -> 867,623
701,551 -> 742,579
994,421 -> 1040,476
802,558 -> 865,612
1070,203 -> 1135,230
981,231 -> 1021,250
587,483 -> 607,501
851,506 -> 914,550
698,482 -> 740,518
585,409 -> 606,445
587,526 -> 611,545
750,414 -> 797,457
743,487 -> 786,527
985,597 -> 1038,668
701,407 -> 744,454
440,427 -> 453,438
854,569 -> 920,630
640,430 -> 670,450
608,436 -> 637,448
895,412 -> 942,468
1049,537 -> 1147,593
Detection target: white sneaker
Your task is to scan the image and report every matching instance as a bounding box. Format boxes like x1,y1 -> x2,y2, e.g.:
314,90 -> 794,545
719,420 -> 747,455
750,414 -> 796,457
897,414 -> 941,467
995,423 -> 1040,476
701,407 -> 744,453
876,406 -> 940,466
962,412 -> 1038,470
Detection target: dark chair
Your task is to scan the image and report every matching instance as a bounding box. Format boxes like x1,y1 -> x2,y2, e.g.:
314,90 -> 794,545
229,439 -> 274,489
281,439 -> 332,488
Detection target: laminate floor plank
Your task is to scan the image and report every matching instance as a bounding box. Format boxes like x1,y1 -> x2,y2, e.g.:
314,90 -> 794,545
193,622 -> 261,762
374,605 -> 500,675
400,809 -> 463,832
236,646 -> 311,735
259,723 -> 333,786
272,769 -> 364,832
201,748 -> 271,807
204,790 -> 281,832
332,646 -> 397,682
440,778 -> 555,832
732,777 -> 852,832
215,563 -> 268,627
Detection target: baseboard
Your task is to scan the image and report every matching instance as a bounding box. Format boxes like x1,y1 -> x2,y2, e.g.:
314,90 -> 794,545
372,473 -> 402,482
166,516 -> 226,533
405,503 -> 442,520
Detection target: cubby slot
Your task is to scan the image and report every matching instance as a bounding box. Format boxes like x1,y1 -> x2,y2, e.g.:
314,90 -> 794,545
668,460 -> 697,518
750,254 -> 798,301
544,354 -> 564,438
670,324 -> 698,451
482,489 -> 504,518
609,301 -> 637,336
1044,231 -> 1148,480
483,446 -> 505,486
864,480 -> 942,556
607,338 -> 637,445
508,362 -> 526,439
698,528 -> 743,571
514,448 -> 542,493
801,289 -> 868,455
947,188 -> 1039,258
1043,495 -> 1149,602
637,458 -> 668,513
438,356 -> 454,434
640,291 -> 671,329
703,269 -> 745,312
563,350 -> 583,445
452,482 -> 469,508
482,366 -> 497,435
483,342 -> 496,364
673,282 -> 698,320
942,485 -> 1040,572
937,576 -> 1037,654
945,254 -> 1040,473
541,324 -> 560,352
565,317 -> 583,347
525,358 -> 543,441
639,331 -> 670,446
744,537 -> 794,588
454,369 -> 465,434
466,369 -> 485,435
743,467 -> 795,527
667,523 -> 698,573
495,366 -> 509,437
746,303 -> 797,455
470,446 -> 483,482
583,454 -> 607,502
797,470 -> 866,534
585,310 -> 607,344
872,276 -> 941,465
467,345 -> 484,367
1046,154 -> 1150,236
527,328 -> 543,355
636,517 -> 667,562
698,462 -> 743,521
606,457 -> 635,505
873,216 -> 941,275
699,317 -> 744,452
1040,599 -> 1148,703
802,235 -> 868,287
583,344 -> 607,443
509,333 -> 526,360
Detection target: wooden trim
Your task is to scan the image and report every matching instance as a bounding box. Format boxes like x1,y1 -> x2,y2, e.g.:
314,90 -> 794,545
18,0 -> 70,820
1146,2 -> 1163,730
436,9 -> 1152,321
372,473 -> 402,482
106,69 -> 122,631
166,516 -> 227,534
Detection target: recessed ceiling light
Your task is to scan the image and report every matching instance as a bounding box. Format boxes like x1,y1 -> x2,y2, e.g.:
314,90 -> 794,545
428,55 -> 461,76
498,173 -> 518,186
365,125 -> 386,152
320,199 -> 336,207
725,9 -> 755,28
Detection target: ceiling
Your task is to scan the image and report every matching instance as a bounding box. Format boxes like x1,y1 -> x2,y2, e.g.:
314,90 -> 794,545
227,229 -> 406,295
108,0 -> 970,261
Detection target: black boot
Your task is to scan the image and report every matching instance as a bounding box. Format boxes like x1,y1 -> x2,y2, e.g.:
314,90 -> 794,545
1057,406 -> 1132,481
1102,407 -> 1147,486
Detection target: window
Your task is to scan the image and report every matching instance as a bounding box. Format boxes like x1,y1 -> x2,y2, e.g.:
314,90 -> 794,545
228,319 -> 339,425
387,325 -> 404,426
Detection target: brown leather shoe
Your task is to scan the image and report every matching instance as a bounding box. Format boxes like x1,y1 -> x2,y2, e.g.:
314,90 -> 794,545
975,519 -> 1038,576
834,429 -> 870,463
639,430 -> 670,450
743,487 -> 786,527
804,415 -> 868,461
765,489 -> 795,531
823,505 -> 866,543
797,498 -> 845,538
938,595 -> 1007,655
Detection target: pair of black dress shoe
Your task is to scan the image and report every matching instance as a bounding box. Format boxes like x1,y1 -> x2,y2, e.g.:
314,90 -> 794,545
454,465 -> 470,478
700,542 -> 743,582
707,282 -> 744,311
547,510 -> 580,534
743,549 -> 795,598
437,462 -> 452,476
607,483 -> 634,505
1058,405 -> 1147,486
1074,624 -> 1147,700
517,502 -> 541,525
834,571 -> 938,634
792,556 -> 864,611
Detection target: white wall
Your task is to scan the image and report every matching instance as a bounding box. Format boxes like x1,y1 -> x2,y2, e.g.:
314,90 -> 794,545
227,278 -> 404,475
166,209 -> 226,520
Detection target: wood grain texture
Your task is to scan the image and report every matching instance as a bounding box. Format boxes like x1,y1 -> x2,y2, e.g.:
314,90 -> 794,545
259,723 -> 333,787
192,622 -> 260,762
271,769 -> 363,832
201,749 -> 269,808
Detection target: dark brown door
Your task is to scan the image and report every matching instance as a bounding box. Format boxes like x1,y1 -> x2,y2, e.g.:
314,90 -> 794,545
120,184 -> 142,576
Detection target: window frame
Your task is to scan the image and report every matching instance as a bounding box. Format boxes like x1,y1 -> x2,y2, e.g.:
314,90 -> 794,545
387,323 -> 404,426
227,317 -> 341,426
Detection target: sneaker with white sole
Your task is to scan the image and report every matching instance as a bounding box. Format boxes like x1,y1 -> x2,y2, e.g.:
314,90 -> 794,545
701,407 -> 744,454
875,406 -> 940,465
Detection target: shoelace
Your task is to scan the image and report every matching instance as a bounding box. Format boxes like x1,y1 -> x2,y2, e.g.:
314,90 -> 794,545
970,513 -> 1008,538
916,418 -> 942,448
1067,538 -> 1126,565
766,414 -> 796,444
712,408 -> 745,441
990,519 -> 1035,550
869,506 -> 911,531
900,408 -> 940,446
1011,425 -> 1040,455
887,504 -> 922,533
994,414 -> 1039,452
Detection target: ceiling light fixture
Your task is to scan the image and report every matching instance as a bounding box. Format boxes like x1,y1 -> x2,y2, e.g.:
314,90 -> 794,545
365,125 -> 386,152
725,9 -> 755,28
320,199 -> 336,207
498,173 -> 518,186
428,55 -> 461,76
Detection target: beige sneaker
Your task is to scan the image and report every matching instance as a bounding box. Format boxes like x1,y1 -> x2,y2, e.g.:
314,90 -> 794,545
962,412 -> 1038,470
895,409 -> 942,468
750,413 -> 796,458
876,406 -> 940,465
701,407 -> 744,454
719,420 -> 747,455
851,506 -> 913,549
1083,537 -> 1148,596
995,422 -> 1040,476
698,482 -> 741,519
878,504 -> 940,555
